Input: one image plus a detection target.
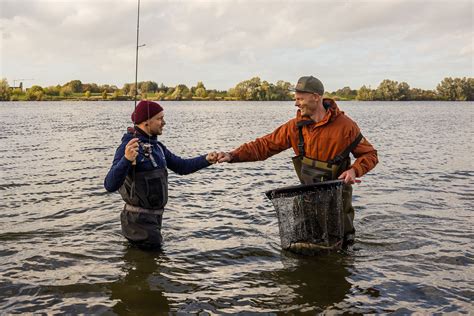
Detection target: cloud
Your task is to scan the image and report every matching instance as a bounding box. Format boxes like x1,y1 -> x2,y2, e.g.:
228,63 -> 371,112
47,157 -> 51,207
1,0 -> 472,90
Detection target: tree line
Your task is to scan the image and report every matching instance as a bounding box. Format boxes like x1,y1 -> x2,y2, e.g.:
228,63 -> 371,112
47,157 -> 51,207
0,77 -> 472,102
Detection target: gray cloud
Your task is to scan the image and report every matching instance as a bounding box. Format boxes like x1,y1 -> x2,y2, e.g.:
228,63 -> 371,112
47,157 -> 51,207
1,0 -> 472,90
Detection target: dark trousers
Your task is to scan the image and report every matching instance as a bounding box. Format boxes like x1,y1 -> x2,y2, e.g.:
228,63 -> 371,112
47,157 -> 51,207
120,210 -> 163,249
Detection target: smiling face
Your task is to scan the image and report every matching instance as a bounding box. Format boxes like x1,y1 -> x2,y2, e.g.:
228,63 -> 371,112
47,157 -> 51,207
146,111 -> 166,136
294,91 -> 320,118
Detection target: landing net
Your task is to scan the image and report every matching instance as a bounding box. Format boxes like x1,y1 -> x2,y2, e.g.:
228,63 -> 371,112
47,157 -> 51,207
265,180 -> 344,250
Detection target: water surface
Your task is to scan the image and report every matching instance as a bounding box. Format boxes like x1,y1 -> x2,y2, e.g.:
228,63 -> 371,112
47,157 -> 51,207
0,101 -> 473,313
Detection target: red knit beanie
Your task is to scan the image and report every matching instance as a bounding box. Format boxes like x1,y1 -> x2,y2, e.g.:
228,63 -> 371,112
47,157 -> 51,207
131,100 -> 164,124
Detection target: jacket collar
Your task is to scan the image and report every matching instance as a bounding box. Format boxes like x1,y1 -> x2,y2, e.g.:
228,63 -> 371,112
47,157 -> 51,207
296,98 -> 341,127
126,126 -> 158,142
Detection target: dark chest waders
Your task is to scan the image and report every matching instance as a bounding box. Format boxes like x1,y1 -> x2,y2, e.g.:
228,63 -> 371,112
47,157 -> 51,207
291,120 -> 363,184
118,143 -> 168,248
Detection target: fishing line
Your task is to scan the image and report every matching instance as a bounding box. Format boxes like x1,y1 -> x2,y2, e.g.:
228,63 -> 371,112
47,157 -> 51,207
133,0 -> 141,119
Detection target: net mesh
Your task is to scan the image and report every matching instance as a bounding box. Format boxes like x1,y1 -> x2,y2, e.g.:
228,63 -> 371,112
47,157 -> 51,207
267,181 -> 344,250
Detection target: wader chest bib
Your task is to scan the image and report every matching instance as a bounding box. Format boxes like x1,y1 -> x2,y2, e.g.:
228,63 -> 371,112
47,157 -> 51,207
119,168 -> 168,210
291,120 -> 363,184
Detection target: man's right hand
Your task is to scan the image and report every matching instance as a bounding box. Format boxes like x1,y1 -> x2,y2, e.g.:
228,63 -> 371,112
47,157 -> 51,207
217,152 -> 232,163
125,138 -> 139,162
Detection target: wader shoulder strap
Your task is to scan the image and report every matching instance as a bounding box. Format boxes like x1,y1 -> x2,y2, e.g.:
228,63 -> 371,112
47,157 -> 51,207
155,143 -> 166,168
296,120 -> 314,156
328,133 -> 363,165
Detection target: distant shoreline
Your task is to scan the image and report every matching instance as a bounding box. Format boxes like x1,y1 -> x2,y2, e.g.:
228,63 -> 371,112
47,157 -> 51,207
1,76 -> 473,101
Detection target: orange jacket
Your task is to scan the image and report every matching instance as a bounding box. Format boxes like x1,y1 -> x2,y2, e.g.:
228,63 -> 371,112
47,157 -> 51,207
230,99 -> 378,177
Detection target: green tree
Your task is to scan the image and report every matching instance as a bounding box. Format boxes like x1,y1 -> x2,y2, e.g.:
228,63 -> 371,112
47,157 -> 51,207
102,90 -> 107,100
356,85 -> 374,101
60,86 -> 73,97
409,88 -> 437,101
111,90 -> 121,100
10,88 -> 23,101
463,77 -> 474,101
260,80 -> 271,100
228,77 -> 292,101
192,81 -> 208,98
191,81 -> 205,92
26,85 -> 44,101
170,84 -> 190,100
333,86 -> 357,100
154,91 -> 166,100
35,90 -> 44,101
230,77 -> 262,100
122,83 -> 131,96
83,83 -> 100,93
84,90 -> 91,98
0,78 -> 11,101
437,77 -> 457,100
44,85 -> 60,96
245,77 -> 262,100
140,81 -> 158,93
128,83 -> 138,97
157,83 -> 168,94
397,82 -> 411,101
375,79 -> 399,100
437,77 -> 473,101
99,84 -> 116,93
274,80 -> 292,100
64,80 -> 83,93
195,87 -> 207,98
208,91 -> 216,100
185,91 -> 193,100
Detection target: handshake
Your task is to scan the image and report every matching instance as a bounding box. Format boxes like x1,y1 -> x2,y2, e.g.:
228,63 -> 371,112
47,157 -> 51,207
206,152 -> 232,164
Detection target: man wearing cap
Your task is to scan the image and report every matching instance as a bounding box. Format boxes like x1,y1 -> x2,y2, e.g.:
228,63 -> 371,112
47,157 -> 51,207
217,76 -> 378,248
104,100 -> 218,249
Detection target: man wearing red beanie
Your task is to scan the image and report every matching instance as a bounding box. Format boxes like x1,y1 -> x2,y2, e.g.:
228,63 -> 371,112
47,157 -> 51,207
104,100 -> 218,249
130,100 -> 164,125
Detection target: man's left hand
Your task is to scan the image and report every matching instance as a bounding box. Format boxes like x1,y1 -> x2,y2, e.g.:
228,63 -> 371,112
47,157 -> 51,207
338,168 -> 358,184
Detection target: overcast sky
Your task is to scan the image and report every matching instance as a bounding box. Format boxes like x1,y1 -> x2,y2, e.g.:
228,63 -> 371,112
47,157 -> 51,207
1,0 -> 472,91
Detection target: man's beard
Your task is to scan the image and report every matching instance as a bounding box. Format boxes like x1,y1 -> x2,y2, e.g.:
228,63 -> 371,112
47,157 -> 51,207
151,129 -> 162,136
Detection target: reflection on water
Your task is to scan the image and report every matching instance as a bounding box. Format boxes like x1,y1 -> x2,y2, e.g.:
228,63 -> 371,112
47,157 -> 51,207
265,253 -> 353,313
109,247 -> 170,314
0,101 -> 473,313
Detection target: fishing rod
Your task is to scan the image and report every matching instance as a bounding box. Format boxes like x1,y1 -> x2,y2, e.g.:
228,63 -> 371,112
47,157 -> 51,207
133,0 -> 146,114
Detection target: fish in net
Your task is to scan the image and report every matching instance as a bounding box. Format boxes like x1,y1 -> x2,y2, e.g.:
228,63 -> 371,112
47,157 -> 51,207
265,180 -> 345,255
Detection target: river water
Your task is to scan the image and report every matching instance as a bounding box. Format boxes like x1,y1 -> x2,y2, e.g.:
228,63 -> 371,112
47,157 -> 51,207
0,101 -> 472,314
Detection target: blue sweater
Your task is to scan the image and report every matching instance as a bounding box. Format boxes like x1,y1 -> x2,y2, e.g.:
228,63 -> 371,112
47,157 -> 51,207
104,129 -> 210,192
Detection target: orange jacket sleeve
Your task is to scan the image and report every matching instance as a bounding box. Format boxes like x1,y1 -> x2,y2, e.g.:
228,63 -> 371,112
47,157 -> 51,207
350,126 -> 378,177
230,121 -> 293,162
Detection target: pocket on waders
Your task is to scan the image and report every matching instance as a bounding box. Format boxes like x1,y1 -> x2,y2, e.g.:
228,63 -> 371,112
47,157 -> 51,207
145,176 -> 168,209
